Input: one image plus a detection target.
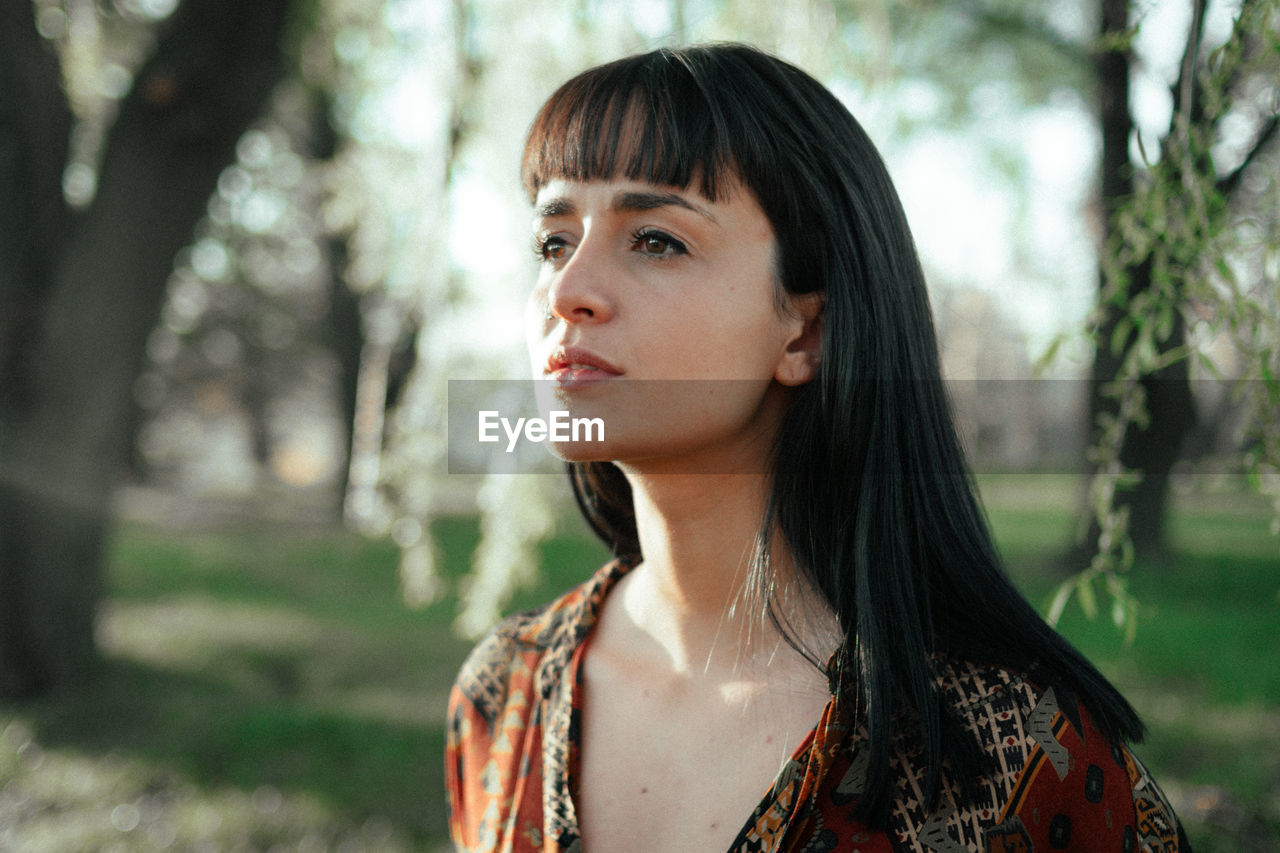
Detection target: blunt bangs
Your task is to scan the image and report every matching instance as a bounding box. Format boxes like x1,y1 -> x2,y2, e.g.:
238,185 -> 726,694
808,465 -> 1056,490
521,50 -> 738,203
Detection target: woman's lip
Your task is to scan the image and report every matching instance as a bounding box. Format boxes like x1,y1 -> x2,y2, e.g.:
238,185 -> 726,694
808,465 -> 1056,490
545,347 -> 624,378
545,365 -> 621,387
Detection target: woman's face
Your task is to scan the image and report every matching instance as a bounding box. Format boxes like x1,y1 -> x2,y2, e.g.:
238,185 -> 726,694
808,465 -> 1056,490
525,176 -> 820,472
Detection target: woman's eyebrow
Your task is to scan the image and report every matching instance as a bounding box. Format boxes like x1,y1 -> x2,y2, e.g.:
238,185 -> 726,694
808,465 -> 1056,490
613,190 -> 718,222
533,190 -> 718,222
535,197 -> 575,219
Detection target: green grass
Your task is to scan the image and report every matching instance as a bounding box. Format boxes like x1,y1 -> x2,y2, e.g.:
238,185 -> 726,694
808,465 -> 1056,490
1,477 -> 1276,851
1,522 -> 471,851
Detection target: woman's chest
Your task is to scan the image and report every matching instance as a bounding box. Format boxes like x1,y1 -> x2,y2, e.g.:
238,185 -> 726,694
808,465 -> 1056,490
573,664 -> 831,853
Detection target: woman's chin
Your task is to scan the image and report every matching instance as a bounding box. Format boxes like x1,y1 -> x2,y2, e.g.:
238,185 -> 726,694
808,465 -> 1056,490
544,440 -> 617,464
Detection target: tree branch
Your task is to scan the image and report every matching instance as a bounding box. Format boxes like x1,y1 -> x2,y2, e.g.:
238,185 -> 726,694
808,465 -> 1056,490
1170,0 -> 1209,126
1096,0 -> 1136,216
956,2 -> 1092,69
1217,113 -> 1280,197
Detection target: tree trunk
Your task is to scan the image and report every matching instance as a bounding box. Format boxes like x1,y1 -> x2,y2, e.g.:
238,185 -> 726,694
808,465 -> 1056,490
310,91 -> 362,512
0,0 -> 294,698
1084,0 -> 1196,561
0,0 -> 80,699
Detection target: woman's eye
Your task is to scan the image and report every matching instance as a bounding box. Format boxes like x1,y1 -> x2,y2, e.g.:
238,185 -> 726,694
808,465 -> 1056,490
534,235 -> 570,262
631,229 -> 687,258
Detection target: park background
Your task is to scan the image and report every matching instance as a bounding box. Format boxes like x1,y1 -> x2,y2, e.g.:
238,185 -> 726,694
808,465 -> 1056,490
1,0 -> 1277,850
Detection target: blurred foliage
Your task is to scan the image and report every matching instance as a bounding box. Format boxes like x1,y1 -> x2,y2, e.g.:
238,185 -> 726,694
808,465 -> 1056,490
138,93 -> 349,493
1054,0 -> 1280,636
28,0 -> 351,498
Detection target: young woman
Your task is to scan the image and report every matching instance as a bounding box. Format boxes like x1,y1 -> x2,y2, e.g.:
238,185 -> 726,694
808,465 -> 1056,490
446,43 -> 1188,853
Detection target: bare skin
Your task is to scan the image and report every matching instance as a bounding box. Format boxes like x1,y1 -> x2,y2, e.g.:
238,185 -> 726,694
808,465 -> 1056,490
577,473 -> 839,853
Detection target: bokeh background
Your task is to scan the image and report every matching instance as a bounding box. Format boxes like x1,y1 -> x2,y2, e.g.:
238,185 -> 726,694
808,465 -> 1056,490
1,0 -> 1277,850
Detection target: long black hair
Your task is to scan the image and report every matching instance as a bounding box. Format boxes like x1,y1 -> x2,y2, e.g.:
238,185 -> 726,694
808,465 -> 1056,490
522,43 -> 1142,828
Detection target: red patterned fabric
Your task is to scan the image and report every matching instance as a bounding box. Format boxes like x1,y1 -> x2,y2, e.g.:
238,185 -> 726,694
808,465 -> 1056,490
446,559 -> 1187,852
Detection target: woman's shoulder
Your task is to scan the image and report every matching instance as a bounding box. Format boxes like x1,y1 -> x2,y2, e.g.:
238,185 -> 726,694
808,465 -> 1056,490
928,656 -> 1144,789
890,657 -> 1187,850
449,558 -> 630,727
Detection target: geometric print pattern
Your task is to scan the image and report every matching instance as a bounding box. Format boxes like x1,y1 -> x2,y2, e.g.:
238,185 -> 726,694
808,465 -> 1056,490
446,559 -> 1187,852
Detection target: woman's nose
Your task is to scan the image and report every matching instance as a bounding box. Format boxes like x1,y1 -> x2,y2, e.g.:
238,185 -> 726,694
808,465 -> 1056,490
546,236 -> 615,324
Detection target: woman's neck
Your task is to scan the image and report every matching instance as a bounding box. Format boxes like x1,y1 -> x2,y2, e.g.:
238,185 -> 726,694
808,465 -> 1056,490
613,469 -> 837,677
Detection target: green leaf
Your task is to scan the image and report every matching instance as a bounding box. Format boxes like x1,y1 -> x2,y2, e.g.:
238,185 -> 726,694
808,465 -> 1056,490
1123,604 -> 1139,646
1110,318 -> 1133,356
1077,575 -> 1099,620
1195,350 -> 1221,378
1215,256 -> 1233,281
1155,302 -> 1175,342
1046,580 -> 1074,627
1033,334 -> 1065,377
1111,594 -> 1126,629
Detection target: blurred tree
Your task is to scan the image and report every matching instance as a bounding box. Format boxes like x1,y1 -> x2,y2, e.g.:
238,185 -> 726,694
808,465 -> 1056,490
877,1 -> 1277,570
1085,0 -> 1277,557
0,0 -> 296,698
1074,0 -> 1279,605
133,86 -> 366,501
871,0 -> 1278,621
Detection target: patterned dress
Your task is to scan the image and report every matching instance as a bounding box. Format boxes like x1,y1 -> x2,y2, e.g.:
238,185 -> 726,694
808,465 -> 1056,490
445,559 -> 1188,852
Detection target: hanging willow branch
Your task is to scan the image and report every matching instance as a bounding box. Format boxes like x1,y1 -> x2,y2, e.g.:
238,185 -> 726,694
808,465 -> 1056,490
1049,0 -> 1280,637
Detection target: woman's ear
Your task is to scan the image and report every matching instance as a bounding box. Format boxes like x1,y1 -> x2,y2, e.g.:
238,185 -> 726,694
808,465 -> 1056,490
775,292 -> 824,387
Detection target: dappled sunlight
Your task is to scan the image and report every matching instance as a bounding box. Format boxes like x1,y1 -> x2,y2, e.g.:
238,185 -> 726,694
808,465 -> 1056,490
329,686 -> 457,729
1134,687 -> 1280,748
2,635 -> 448,851
0,715 -> 411,851
1,524 -> 471,849
1118,681 -> 1280,850
98,596 -> 331,668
